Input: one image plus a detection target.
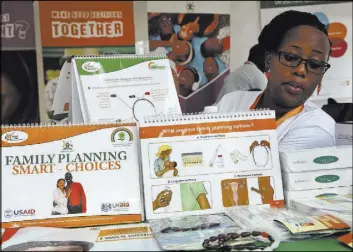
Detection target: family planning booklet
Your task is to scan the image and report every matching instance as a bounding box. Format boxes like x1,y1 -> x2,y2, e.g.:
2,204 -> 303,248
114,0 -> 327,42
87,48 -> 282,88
2,223 -> 160,251
1,123 -> 143,228
139,111 -> 285,219
70,54 -> 181,123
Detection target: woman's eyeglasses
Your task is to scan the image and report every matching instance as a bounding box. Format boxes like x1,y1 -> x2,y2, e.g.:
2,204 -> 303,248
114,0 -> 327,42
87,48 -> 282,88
278,51 -> 331,75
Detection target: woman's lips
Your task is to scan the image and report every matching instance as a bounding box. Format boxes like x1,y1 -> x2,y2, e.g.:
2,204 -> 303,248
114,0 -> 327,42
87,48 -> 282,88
283,82 -> 303,95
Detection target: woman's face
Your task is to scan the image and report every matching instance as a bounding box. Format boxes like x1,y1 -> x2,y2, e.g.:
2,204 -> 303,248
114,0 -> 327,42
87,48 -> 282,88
158,15 -> 174,36
266,25 -> 331,108
1,74 -> 21,123
57,180 -> 65,190
161,149 -> 172,160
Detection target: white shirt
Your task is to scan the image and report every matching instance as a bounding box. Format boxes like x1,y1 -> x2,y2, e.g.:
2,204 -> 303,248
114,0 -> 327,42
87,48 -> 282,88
217,91 -> 336,151
52,188 -> 68,214
216,62 -> 268,102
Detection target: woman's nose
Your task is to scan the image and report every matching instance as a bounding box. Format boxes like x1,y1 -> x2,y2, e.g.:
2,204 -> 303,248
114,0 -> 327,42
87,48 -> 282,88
292,61 -> 307,78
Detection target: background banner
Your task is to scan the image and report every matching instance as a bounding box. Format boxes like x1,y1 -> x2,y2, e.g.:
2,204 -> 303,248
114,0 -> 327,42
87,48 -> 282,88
260,1 -> 352,102
37,1 -> 136,122
38,1 -> 135,48
1,1 -> 35,49
147,13 -> 231,113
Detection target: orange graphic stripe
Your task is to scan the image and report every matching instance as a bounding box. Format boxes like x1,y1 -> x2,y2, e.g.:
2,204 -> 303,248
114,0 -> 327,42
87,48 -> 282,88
1,123 -> 136,147
140,119 -> 276,139
1,214 -> 142,229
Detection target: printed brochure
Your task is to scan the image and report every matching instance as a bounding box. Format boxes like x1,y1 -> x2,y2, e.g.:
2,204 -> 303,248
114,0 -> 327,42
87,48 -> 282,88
139,111 -> 285,219
1,123 -> 143,228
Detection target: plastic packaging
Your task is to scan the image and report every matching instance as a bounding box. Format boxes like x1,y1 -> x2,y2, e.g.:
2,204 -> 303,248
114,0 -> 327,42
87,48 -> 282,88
225,205 -> 337,242
149,214 -> 241,250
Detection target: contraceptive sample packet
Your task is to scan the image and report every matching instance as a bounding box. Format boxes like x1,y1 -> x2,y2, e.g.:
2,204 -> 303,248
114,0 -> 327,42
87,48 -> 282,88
1,123 -> 143,228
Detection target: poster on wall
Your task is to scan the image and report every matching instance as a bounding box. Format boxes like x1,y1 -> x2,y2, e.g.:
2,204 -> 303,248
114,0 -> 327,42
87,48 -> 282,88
148,13 -> 231,113
260,1 -> 352,102
1,1 -> 39,125
37,1 -> 136,123
1,1 -> 35,49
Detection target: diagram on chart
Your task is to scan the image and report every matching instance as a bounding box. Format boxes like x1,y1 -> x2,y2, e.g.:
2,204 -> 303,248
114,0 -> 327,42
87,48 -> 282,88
109,91 -> 157,121
250,140 -> 271,167
148,135 -> 273,178
221,176 -> 275,207
152,181 -> 212,213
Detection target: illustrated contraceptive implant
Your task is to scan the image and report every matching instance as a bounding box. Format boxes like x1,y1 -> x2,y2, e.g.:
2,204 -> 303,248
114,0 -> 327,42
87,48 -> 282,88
209,144 -> 220,167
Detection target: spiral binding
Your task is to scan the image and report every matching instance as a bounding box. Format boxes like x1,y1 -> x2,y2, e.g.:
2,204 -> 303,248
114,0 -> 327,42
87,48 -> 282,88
1,118 -> 137,129
143,109 -> 275,124
72,53 -> 168,60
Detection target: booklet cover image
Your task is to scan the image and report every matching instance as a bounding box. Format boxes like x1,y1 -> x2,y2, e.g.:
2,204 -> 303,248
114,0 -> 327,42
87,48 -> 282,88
1,124 -> 142,227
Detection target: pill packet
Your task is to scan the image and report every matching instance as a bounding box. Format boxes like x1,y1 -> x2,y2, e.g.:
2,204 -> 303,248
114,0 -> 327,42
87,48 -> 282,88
149,213 -> 249,251
225,205 -> 334,242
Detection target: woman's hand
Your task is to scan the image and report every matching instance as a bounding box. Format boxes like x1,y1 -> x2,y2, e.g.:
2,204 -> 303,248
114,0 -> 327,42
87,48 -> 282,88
66,188 -> 72,198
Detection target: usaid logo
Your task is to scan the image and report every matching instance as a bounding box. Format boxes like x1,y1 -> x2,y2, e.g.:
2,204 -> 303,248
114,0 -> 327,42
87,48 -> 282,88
4,209 -> 13,218
4,209 -> 36,218
82,61 -> 101,72
2,131 -> 28,143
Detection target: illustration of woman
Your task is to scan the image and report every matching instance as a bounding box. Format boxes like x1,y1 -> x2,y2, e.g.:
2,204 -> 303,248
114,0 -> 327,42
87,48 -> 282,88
154,145 -> 178,177
52,179 -> 71,215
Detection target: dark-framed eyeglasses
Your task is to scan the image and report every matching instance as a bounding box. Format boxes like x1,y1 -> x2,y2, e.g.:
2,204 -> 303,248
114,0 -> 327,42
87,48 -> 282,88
278,51 -> 331,75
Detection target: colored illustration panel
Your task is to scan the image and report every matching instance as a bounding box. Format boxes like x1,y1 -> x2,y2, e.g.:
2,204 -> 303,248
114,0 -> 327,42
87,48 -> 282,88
148,13 -> 231,113
152,181 -> 212,213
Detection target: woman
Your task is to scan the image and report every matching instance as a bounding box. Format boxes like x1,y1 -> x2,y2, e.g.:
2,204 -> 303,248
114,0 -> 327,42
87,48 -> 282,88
52,179 -> 71,215
217,11 -> 335,151
154,145 -> 173,177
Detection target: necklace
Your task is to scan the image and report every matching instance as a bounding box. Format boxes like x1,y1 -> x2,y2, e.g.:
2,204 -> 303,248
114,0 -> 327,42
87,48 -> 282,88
160,222 -> 220,233
202,230 -> 280,251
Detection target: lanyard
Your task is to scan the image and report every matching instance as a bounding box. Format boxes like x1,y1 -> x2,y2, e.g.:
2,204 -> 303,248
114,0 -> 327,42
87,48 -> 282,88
249,92 -> 304,127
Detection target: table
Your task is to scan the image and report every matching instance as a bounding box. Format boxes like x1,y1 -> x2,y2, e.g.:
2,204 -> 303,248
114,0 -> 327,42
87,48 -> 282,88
276,237 -> 351,251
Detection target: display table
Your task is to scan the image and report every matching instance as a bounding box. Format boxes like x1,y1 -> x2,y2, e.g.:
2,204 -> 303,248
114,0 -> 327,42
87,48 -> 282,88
276,236 -> 350,251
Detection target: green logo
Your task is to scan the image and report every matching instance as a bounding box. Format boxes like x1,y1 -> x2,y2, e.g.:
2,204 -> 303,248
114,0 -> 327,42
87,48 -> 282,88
148,62 -> 166,70
313,156 -> 338,164
315,175 -> 340,183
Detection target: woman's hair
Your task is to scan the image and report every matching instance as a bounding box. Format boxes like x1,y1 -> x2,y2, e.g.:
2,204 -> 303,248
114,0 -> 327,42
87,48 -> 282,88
248,44 -> 266,72
258,10 -> 331,53
56,178 -> 65,188
156,145 -> 172,157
